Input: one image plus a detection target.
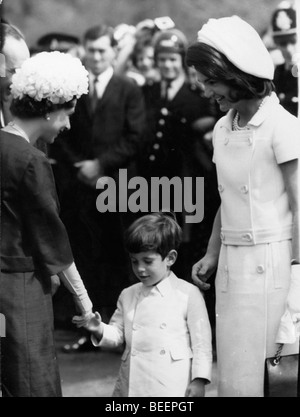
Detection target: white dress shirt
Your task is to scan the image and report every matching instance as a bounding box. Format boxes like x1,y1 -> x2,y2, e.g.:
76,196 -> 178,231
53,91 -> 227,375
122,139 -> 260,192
89,66 -> 114,100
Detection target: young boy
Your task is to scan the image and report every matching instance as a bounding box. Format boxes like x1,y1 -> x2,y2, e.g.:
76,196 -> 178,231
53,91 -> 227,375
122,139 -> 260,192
74,212 -> 212,397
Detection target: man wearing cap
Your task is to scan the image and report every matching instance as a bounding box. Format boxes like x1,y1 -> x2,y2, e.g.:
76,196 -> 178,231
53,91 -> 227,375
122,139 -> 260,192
272,2 -> 298,116
138,28 -> 219,280
35,32 -> 81,53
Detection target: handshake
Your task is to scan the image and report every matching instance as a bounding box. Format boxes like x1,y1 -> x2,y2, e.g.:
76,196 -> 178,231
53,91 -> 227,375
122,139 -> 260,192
72,311 -> 104,341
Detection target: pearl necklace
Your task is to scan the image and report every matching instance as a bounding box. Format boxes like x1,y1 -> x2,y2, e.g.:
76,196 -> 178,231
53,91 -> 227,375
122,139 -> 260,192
232,96 -> 268,131
3,121 -> 30,142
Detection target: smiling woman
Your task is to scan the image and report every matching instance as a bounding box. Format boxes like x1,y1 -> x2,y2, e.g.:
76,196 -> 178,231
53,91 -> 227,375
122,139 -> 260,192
0,51 -> 93,397
187,16 -> 300,397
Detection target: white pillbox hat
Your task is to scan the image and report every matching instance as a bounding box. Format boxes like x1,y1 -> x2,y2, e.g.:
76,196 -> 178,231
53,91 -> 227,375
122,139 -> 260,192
197,16 -> 274,80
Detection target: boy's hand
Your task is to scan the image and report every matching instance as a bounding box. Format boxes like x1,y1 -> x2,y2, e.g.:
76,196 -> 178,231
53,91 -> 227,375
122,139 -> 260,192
185,378 -> 206,397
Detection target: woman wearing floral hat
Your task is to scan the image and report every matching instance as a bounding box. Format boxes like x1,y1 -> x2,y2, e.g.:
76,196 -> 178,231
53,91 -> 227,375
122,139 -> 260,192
187,16 -> 300,396
0,51 -> 93,397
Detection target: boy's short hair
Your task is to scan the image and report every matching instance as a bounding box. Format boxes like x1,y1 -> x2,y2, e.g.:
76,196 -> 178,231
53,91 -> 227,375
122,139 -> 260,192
125,211 -> 182,259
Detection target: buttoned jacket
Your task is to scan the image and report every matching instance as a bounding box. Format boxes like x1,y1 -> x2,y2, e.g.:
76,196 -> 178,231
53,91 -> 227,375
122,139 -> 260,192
213,93 -> 300,246
0,130 -> 73,274
93,272 -> 212,397
52,73 -> 145,179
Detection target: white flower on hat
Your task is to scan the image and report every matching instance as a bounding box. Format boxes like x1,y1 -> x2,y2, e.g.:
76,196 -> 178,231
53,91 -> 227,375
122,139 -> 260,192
11,51 -> 89,104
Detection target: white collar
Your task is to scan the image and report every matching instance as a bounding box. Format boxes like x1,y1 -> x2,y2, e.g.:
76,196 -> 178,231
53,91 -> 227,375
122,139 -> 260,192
89,67 -> 114,98
2,121 -> 30,143
141,272 -> 175,297
221,93 -> 280,131
90,66 -> 113,85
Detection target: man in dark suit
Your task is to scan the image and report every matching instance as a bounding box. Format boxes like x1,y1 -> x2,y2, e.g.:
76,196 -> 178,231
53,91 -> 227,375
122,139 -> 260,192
50,25 -> 145,351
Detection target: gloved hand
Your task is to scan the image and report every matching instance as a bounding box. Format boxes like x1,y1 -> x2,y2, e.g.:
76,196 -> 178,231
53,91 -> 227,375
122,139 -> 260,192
287,264 -> 300,314
276,264 -> 300,344
58,262 -> 93,317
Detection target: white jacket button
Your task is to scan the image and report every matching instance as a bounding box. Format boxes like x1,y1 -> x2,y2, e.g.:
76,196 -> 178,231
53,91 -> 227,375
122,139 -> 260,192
240,185 -> 248,194
256,265 -> 265,274
218,184 -> 224,193
242,233 -> 252,241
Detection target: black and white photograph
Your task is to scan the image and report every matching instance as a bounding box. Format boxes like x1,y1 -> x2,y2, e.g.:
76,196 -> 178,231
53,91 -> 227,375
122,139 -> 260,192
0,0 -> 300,400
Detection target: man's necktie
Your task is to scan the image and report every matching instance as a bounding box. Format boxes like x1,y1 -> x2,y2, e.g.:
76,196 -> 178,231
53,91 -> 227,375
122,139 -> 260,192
161,80 -> 171,104
91,76 -> 99,113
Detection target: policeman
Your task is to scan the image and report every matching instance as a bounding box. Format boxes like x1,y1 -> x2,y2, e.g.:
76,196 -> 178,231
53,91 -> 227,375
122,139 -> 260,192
32,32 -> 81,55
139,28 -> 216,179
272,1 -> 298,116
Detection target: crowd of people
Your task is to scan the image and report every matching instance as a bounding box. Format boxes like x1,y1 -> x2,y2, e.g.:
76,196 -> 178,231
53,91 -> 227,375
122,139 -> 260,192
0,0 -> 300,398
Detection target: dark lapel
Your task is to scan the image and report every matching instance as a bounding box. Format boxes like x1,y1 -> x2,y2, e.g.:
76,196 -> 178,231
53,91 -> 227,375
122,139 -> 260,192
98,74 -> 119,107
81,90 -> 94,120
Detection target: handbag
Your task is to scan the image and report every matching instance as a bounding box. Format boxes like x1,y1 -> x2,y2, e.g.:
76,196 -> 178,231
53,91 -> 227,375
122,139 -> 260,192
264,343 -> 300,397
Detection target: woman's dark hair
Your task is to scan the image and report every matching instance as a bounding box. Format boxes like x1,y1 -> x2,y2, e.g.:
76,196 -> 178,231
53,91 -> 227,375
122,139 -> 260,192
186,42 -> 274,101
125,211 -> 182,259
131,35 -> 153,67
10,96 -> 76,119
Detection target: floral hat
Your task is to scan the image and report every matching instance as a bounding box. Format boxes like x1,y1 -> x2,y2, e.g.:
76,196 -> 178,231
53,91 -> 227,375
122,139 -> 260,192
10,51 -> 89,104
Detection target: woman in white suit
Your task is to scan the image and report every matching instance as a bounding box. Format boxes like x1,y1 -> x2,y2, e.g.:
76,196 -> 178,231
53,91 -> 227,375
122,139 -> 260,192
75,212 -> 212,397
187,16 -> 300,397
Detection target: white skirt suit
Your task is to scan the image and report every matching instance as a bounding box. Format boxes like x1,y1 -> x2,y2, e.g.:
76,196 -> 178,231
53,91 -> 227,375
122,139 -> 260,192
213,93 -> 300,396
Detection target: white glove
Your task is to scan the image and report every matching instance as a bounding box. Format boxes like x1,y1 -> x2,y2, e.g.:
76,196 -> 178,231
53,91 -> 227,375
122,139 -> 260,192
58,262 -> 93,318
276,264 -> 300,344
287,264 -> 300,313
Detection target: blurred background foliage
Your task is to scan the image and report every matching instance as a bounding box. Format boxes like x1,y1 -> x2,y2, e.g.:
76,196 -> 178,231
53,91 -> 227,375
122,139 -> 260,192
3,0 -> 278,48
